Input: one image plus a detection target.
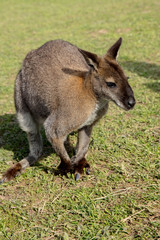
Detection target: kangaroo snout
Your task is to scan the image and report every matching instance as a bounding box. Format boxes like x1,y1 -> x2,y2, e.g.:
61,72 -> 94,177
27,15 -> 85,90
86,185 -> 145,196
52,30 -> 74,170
125,96 -> 136,110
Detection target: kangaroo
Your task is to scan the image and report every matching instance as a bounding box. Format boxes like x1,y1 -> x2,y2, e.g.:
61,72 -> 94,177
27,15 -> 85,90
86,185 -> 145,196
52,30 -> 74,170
0,37 -> 135,183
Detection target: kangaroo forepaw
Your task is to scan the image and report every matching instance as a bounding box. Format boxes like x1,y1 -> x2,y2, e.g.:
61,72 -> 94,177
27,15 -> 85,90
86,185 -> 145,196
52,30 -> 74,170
0,163 -> 22,183
72,158 -> 90,181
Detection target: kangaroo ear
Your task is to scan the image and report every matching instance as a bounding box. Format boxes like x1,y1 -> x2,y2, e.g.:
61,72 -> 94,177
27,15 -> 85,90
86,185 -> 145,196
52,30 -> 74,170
78,48 -> 100,71
105,37 -> 122,60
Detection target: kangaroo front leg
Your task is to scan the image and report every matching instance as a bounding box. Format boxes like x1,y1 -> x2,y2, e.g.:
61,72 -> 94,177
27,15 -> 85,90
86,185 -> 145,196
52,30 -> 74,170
51,137 -> 72,174
72,125 -> 93,180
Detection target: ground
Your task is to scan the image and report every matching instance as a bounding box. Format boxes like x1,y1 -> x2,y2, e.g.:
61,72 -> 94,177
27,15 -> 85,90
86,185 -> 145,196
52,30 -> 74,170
0,0 -> 160,239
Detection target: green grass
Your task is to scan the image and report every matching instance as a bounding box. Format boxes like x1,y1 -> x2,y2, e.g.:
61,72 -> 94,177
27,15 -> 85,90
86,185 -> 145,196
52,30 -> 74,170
0,0 -> 160,239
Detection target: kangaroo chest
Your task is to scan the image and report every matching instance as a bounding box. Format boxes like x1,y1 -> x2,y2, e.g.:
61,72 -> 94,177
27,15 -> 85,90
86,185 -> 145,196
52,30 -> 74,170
79,100 -> 108,129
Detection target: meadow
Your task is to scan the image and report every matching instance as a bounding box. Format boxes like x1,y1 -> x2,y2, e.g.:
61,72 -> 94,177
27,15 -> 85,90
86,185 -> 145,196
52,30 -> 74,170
0,0 -> 160,239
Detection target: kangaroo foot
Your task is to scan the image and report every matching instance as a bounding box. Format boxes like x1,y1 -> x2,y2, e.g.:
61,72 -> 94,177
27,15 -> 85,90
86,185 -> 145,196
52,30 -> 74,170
72,158 -> 90,181
0,163 -> 23,184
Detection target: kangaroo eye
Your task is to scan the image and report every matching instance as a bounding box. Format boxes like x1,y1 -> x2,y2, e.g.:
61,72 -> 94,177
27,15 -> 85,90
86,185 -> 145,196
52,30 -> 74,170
106,82 -> 116,88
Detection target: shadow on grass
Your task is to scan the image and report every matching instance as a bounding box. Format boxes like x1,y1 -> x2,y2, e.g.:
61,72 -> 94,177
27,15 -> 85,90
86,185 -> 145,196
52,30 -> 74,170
121,61 -> 160,92
0,114 -> 52,160
0,114 -> 75,176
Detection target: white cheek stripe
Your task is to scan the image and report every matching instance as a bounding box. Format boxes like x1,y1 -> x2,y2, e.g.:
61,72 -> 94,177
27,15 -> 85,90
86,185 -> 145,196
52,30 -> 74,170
108,92 -> 126,110
106,77 -> 115,83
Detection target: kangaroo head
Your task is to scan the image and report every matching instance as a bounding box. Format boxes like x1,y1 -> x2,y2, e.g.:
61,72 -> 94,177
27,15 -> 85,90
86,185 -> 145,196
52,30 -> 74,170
79,38 -> 136,110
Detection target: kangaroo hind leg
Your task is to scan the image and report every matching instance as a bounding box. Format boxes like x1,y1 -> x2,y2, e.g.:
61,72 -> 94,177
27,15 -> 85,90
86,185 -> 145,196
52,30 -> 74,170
0,111 -> 43,183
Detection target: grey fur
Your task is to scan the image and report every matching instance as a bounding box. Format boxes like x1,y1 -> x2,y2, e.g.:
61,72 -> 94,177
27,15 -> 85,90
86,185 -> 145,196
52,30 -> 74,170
1,38 -> 135,182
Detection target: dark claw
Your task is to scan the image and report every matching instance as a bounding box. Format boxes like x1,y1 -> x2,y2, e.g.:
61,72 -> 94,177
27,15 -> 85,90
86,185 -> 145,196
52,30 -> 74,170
0,177 -> 5,184
75,173 -> 80,181
86,168 -> 90,175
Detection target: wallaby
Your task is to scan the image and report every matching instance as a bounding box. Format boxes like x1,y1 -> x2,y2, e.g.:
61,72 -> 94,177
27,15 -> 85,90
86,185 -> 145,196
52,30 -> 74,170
0,37 -> 135,183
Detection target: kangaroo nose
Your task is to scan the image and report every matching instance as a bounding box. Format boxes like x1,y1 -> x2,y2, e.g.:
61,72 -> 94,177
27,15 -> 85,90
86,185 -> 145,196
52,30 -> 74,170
127,96 -> 136,109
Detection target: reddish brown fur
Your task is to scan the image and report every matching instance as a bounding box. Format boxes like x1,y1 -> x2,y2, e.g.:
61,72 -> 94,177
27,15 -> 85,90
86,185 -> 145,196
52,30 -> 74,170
3,163 -> 22,181
74,158 -> 90,174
